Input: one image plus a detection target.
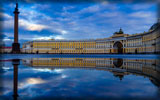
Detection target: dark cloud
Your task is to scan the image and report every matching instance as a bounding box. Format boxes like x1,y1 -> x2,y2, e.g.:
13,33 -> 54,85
1,0 -> 159,3
0,34 -> 6,39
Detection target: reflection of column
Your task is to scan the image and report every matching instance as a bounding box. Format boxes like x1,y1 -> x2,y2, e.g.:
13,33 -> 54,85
12,59 -> 20,100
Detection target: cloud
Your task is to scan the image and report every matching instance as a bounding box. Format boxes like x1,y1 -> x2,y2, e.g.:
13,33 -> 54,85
131,4 -> 155,10
19,19 -> 49,32
2,3 -> 157,47
2,38 -> 13,42
24,0 -> 34,3
0,13 -> 12,19
31,4 -> 51,9
63,6 -> 75,11
53,29 -> 68,35
33,35 -> 65,40
54,35 -> 65,40
79,5 -> 101,13
128,11 -> 154,18
1,0 -> 158,3
0,13 -> 14,29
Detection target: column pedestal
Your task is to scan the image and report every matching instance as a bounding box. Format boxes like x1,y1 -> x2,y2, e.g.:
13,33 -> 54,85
12,43 -> 20,53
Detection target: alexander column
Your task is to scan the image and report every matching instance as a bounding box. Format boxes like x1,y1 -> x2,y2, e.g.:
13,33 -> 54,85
12,3 -> 20,53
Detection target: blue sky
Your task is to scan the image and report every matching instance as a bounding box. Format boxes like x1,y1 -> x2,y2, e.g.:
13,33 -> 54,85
1,1 -> 157,46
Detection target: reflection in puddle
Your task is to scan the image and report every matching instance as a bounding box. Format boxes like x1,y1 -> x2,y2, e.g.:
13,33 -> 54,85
26,78 -> 46,85
12,59 -> 20,100
1,57 -> 160,99
23,58 -> 160,83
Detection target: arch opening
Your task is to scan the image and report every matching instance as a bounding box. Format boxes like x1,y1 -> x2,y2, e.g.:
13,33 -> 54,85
113,41 -> 123,54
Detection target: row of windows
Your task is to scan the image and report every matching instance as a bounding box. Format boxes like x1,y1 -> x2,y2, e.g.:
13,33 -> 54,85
24,40 -> 158,49
27,39 -> 157,48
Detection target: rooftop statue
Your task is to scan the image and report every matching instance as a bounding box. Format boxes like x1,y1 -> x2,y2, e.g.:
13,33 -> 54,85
114,28 -> 124,35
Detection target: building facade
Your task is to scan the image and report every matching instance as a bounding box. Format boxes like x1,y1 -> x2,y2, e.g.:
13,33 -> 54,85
1,47 -> 12,53
22,24 -> 160,54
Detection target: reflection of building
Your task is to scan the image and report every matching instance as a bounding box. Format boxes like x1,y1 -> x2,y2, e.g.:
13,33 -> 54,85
22,58 -> 160,84
22,23 -> 160,54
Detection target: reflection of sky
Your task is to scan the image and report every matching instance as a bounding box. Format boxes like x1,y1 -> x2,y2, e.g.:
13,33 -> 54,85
0,56 -> 160,99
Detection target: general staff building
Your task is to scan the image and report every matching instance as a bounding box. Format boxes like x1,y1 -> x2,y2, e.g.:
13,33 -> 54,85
22,23 -> 160,54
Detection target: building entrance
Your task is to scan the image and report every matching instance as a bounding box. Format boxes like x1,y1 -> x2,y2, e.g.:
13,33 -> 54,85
113,41 -> 123,54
